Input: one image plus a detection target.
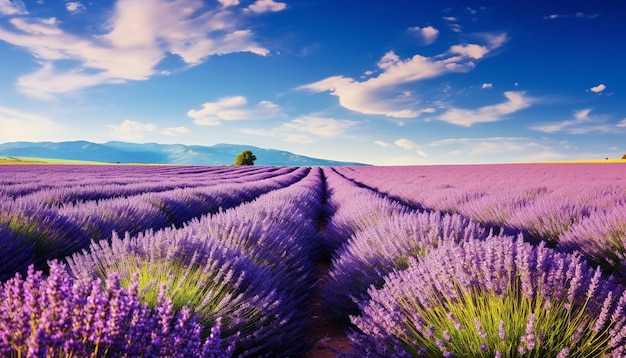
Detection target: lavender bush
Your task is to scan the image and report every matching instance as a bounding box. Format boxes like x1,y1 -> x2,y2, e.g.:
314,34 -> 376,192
0,261 -> 234,357
0,225 -> 34,281
350,235 -> 626,357
67,227 -> 311,357
558,205 -> 626,279
321,168 -> 413,258
506,198 -> 591,245
323,210 -> 497,324
57,195 -> 171,242
0,199 -> 90,274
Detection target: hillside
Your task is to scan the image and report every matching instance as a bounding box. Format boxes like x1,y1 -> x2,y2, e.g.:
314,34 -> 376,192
0,141 -> 366,166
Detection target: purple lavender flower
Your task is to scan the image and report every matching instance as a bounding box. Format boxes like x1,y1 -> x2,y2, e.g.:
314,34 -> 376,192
333,213 -> 482,316
475,318 -> 488,340
350,235 -> 626,357
558,205 -> 626,280
0,198 -> 90,275
66,167 -> 325,356
0,261 -> 234,357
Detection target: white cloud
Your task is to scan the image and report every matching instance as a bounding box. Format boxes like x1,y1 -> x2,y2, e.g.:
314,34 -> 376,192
617,119 -> 626,128
481,82 -> 493,89
65,2 -> 85,13
394,138 -> 428,156
409,25 -> 439,45
530,108 -> 615,134
107,119 -> 156,140
544,12 -> 599,20
242,115 -> 357,144
161,126 -> 189,136
247,0 -> 286,13
0,0 -> 27,15
0,0 -> 276,98
428,137 -> 563,162
590,83 -> 606,93
449,43 -> 489,59
394,138 -> 416,150
16,62 -> 122,100
188,96 -> 281,126
438,91 -> 532,126
279,116 -> 357,137
218,0 -> 239,7
298,34 -> 507,118
0,105 -> 65,141
374,140 -> 393,148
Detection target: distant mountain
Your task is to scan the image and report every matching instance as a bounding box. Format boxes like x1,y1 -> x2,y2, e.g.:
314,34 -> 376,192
0,141 -> 367,166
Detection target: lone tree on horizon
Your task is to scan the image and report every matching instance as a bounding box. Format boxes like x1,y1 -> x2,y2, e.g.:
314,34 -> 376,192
234,150 -> 256,165
622,153 -> 626,160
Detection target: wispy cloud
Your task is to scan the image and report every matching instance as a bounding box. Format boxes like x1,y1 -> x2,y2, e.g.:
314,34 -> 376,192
65,2 -> 85,13
161,126 -> 189,136
437,91 -> 533,126
107,119 -> 156,141
0,105 -> 65,141
246,0 -> 286,13
188,96 -> 282,126
0,0 -> 284,98
394,138 -> 416,150
481,82 -> 493,89
427,136 -> 565,162
242,115 -> 357,143
408,25 -> 439,45
442,15 -> 462,33
543,12 -> 599,20
298,34 -> 507,118
374,140 -> 393,148
590,83 -> 606,93
375,138 -> 428,157
0,0 -> 27,15
530,108 -> 616,134
218,0 -> 239,7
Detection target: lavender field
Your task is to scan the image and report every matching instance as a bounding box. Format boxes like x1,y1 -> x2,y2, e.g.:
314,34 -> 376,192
1,163 -> 626,357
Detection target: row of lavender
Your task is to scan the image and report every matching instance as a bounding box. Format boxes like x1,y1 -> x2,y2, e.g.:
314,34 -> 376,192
3,163 -> 626,356
334,164 -> 626,277
1,165 -> 325,356
0,165 -> 307,280
319,164 -> 626,356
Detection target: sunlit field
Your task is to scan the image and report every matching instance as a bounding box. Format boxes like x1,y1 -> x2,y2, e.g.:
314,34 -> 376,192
1,162 -> 626,357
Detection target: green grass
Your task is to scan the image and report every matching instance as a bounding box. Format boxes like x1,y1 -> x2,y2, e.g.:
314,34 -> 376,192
0,156 -> 109,165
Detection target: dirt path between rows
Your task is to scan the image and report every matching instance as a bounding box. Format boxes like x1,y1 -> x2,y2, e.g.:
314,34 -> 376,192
303,262 -> 354,358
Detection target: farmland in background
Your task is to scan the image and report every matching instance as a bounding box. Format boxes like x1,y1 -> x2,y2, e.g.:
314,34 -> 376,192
1,162 -> 626,357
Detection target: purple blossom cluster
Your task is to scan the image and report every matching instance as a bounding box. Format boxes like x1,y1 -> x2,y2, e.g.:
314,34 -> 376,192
558,205 -> 626,278
3,163 -> 626,356
0,165 -> 309,281
323,209 -> 500,323
321,168 -> 413,258
349,235 -> 626,357
66,167 -> 325,356
0,198 -> 90,279
0,260 -> 234,357
334,164 -> 626,247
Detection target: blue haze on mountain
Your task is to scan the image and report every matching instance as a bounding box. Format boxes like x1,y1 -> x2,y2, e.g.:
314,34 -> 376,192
0,141 -> 366,166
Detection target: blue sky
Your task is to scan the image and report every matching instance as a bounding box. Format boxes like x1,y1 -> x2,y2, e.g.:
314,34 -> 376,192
0,0 -> 624,165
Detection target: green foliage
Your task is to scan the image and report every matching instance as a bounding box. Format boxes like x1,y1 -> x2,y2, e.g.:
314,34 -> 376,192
234,150 -> 256,165
101,254 -> 240,337
398,279 -> 612,357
